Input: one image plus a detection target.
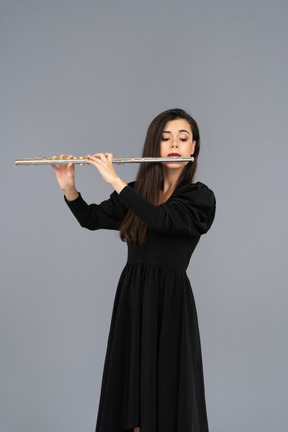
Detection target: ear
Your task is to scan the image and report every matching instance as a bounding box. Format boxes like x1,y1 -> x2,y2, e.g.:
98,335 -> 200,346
191,140 -> 196,156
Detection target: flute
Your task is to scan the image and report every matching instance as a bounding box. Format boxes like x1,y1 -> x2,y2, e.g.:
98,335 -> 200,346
15,156 -> 194,166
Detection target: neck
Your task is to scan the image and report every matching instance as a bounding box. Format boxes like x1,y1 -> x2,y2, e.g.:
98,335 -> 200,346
162,166 -> 183,193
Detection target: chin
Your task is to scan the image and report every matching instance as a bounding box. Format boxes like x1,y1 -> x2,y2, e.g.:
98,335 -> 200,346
162,162 -> 187,169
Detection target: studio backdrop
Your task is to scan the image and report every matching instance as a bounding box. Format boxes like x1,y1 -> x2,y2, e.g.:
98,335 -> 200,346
0,1 -> 287,431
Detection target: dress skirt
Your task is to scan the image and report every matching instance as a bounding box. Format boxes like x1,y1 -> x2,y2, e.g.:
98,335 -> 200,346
95,261 -> 209,432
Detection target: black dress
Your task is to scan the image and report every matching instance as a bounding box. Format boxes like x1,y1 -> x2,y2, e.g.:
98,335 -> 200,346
65,181 -> 216,432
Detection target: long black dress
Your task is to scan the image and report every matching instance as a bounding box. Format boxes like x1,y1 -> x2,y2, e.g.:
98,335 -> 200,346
65,181 -> 216,432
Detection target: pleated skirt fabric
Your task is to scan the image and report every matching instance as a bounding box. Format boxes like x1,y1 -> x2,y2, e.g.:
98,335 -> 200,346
95,262 -> 209,432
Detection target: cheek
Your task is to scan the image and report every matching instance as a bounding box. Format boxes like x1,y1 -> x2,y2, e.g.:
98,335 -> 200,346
183,143 -> 194,155
190,141 -> 196,154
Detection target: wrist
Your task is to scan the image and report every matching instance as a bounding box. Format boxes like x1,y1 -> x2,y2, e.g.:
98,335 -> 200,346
63,187 -> 79,201
111,177 -> 127,194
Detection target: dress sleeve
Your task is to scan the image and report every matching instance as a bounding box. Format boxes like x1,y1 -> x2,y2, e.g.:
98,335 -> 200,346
118,182 -> 216,236
64,190 -> 128,230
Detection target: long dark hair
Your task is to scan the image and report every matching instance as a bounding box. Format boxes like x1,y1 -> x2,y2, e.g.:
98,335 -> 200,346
120,108 -> 200,247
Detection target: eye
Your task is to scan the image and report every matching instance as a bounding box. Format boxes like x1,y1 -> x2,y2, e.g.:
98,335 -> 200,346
161,137 -> 169,141
180,138 -> 188,142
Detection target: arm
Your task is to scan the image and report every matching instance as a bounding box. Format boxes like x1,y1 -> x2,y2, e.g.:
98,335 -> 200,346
64,190 -> 128,230
85,153 -> 127,194
52,153 -> 128,230
83,154 -> 215,235
118,182 -> 216,236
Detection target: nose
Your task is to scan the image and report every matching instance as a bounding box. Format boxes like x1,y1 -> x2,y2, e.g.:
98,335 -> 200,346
171,139 -> 178,148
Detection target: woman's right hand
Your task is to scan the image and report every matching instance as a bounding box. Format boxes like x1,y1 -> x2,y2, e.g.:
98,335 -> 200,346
51,154 -> 79,201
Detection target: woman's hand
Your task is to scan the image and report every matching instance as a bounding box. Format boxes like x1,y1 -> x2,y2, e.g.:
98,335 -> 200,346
86,153 -> 127,193
51,154 -> 79,201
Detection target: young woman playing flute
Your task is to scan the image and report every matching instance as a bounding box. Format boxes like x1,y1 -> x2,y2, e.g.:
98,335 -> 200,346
52,108 -> 216,432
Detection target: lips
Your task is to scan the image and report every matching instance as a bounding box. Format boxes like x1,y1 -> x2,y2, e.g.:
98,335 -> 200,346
167,153 -> 181,157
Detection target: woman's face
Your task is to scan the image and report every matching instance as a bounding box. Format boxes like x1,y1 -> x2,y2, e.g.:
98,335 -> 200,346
160,118 -> 196,169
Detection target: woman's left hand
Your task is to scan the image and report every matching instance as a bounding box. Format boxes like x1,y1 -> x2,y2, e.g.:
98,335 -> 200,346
85,153 -> 127,193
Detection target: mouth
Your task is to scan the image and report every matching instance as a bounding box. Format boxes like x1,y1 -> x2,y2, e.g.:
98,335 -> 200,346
167,153 -> 181,157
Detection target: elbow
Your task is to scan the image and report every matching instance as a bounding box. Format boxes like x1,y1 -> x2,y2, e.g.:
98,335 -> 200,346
78,219 -> 99,230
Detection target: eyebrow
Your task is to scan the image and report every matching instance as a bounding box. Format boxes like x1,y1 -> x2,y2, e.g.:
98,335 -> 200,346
162,129 -> 191,135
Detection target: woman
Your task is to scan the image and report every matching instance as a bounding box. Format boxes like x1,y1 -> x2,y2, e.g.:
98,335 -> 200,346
52,108 -> 216,432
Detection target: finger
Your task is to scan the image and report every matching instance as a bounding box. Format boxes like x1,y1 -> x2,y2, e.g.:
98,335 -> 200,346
66,155 -> 75,169
53,154 -> 66,167
58,154 -> 75,167
99,153 -> 108,162
105,153 -> 113,163
87,154 -> 103,163
51,155 -> 59,169
85,154 -> 99,165
91,153 -> 106,161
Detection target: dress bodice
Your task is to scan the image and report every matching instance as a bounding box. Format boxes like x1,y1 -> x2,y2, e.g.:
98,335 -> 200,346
127,229 -> 200,271
65,180 -> 216,272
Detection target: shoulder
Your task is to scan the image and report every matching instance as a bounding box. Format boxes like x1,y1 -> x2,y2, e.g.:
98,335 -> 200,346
124,180 -> 215,209
168,182 -> 216,233
173,181 -> 215,206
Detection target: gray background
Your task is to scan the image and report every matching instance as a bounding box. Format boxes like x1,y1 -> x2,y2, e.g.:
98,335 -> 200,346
0,0 -> 287,431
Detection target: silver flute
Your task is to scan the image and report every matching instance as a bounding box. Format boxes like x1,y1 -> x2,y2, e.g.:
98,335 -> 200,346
15,156 -> 194,166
